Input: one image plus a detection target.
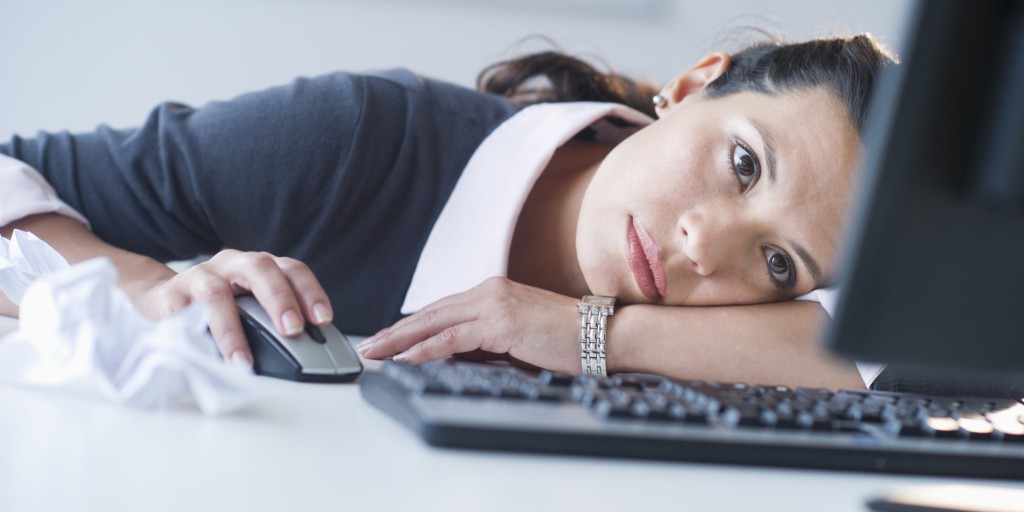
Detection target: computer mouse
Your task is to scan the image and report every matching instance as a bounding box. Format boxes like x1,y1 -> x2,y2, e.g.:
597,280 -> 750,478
236,295 -> 362,382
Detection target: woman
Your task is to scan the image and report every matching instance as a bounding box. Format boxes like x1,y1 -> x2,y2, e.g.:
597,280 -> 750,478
0,34 -> 896,389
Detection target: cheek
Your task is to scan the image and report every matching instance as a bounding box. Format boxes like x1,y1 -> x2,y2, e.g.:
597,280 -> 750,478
574,199 -> 620,291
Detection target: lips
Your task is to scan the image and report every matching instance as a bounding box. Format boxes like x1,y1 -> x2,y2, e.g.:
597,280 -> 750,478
626,217 -> 667,301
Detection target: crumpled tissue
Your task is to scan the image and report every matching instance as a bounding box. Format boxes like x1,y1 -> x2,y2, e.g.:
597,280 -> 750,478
0,230 -> 260,414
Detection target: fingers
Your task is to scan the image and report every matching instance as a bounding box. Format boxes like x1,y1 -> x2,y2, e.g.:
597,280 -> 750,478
155,249 -> 333,366
393,321 -> 492,365
359,302 -> 480,360
187,270 -> 252,366
207,251 -> 333,333
274,256 -> 333,326
374,290 -> 471,337
358,277 -> 582,373
213,251 -> 305,336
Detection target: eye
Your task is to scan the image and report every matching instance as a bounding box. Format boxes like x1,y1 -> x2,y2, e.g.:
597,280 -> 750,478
730,141 -> 761,191
763,247 -> 796,289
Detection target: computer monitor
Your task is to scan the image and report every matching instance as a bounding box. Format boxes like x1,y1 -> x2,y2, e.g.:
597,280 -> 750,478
827,0 -> 1024,394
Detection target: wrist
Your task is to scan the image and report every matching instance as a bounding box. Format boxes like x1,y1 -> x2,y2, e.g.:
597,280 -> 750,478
116,255 -> 178,307
604,304 -> 640,374
578,295 -> 615,376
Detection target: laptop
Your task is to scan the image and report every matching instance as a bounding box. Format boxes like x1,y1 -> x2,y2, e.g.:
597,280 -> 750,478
358,0 -> 1024,480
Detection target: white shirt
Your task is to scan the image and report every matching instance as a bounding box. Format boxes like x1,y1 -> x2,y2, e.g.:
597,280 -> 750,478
0,104 -> 883,386
0,154 -> 89,228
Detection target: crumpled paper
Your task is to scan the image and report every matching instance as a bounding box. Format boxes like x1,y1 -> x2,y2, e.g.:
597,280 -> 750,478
0,230 -> 69,303
0,230 -> 260,414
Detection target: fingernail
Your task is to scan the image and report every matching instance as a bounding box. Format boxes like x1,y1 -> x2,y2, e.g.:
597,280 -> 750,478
357,342 -> 374,356
313,303 -> 332,324
282,310 -> 303,336
393,352 -> 410,364
357,336 -> 376,350
230,351 -> 254,370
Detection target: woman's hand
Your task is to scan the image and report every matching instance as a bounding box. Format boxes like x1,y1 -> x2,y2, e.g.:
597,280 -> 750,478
3,215 -> 332,367
358,277 -> 582,373
133,249 -> 334,367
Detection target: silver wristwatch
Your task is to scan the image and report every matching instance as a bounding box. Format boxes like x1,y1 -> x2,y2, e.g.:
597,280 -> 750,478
578,295 -> 616,376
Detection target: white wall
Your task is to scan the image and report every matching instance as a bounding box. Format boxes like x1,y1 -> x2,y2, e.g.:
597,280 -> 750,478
0,0 -> 913,141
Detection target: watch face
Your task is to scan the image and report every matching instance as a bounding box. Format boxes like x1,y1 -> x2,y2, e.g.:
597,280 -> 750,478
582,295 -> 617,308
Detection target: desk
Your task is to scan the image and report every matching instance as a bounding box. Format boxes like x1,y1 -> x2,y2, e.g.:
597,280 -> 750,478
0,315 -> 1020,512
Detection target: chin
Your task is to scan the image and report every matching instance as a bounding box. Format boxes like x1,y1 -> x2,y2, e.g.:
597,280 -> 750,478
580,268 -> 616,297
581,272 -> 639,304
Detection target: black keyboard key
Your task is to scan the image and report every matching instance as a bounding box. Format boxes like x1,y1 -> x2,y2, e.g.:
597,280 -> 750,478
611,374 -> 648,391
382,363 -> 448,394
571,387 -> 602,406
631,399 -> 674,421
522,385 -> 562,402
1001,432 -> 1024,443
774,409 -> 805,430
629,400 -> 652,419
797,410 -> 833,431
794,387 -> 832,400
538,370 -> 574,387
726,405 -> 773,428
593,398 -> 634,419
758,409 -> 779,428
664,403 -> 709,425
575,374 -> 611,390
892,417 -> 931,438
842,404 -> 863,422
495,383 -> 528,400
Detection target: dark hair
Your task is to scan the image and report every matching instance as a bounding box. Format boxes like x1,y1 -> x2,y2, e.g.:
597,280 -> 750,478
477,50 -> 661,118
704,34 -> 898,134
478,34 -> 897,134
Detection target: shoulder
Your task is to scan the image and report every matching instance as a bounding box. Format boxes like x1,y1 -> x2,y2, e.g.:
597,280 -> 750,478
357,68 -> 516,128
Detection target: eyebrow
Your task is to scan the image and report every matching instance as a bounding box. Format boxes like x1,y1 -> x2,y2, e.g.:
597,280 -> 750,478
790,241 -> 823,288
751,119 -> 778,186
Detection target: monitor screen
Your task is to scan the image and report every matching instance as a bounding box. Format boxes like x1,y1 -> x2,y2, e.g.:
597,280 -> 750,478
827,0 -> 1024,388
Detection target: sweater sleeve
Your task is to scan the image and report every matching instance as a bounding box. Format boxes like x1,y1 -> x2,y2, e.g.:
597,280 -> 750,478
0,154 -> 89,228
0,72 -> 394,262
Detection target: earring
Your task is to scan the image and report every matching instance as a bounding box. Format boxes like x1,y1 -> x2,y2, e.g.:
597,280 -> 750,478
652,94 -> 667,108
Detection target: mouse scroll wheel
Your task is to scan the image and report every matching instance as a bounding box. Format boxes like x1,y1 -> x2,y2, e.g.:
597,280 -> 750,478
304,324 -> 327,344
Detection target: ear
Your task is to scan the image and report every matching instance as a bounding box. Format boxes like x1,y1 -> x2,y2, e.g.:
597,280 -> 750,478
655,52 -> 731,117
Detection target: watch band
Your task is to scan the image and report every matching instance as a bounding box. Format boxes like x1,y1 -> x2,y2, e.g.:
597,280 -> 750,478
578,295 -> 616,376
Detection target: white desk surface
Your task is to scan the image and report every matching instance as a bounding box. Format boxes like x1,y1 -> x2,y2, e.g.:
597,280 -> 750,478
1,315 -> 1021,512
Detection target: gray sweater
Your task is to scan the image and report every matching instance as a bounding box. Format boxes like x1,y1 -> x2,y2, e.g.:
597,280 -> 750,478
0,69 -> 516,335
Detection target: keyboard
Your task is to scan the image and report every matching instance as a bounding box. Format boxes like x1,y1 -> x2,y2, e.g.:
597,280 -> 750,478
359,359 -> 1024,479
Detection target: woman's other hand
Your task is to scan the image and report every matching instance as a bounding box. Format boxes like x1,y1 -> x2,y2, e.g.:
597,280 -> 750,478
135,249 -> 334,367
358,277 -> 581,373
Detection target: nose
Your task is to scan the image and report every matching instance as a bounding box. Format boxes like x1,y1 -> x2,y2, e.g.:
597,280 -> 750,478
678,206 -> 753,277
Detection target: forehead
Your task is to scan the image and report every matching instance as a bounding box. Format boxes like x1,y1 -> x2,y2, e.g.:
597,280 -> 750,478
721,87 -> 859,155
739,89 -> 858,191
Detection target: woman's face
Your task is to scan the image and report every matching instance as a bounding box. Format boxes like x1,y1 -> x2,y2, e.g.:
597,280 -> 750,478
576,87 -> 860,306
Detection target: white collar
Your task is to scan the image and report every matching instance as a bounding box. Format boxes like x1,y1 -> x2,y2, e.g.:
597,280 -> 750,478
400,101 -> 652,313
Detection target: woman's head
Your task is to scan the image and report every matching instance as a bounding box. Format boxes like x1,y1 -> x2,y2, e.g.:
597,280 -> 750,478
574,34 -> 897,306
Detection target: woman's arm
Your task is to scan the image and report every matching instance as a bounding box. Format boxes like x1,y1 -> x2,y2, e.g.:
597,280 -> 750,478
608,300 -> 865,389
1,213 -> 335,366
2,214 -> 178,313
359,277 -> 866,390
